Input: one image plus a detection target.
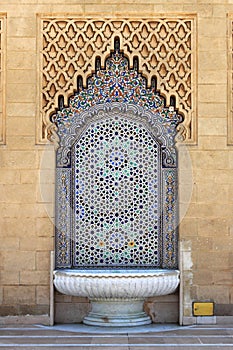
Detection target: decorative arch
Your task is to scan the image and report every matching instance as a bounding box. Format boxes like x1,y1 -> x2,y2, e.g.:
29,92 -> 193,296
54,45 -> 182,270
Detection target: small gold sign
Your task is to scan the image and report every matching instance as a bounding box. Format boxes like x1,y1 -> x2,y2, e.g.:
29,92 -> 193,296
193,302 -> 214,316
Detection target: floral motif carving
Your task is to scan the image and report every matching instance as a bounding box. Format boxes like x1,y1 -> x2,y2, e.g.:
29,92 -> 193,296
162,169 -> 178,268
55,168 -> 72,267
38,16 -> 196,144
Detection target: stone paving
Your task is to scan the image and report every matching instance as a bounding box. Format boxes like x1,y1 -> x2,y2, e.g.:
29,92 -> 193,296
0,324 -> 233,349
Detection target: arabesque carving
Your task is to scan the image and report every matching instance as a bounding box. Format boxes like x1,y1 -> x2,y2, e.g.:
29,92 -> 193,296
38,16 -> 196,144
0,15 -> 6,145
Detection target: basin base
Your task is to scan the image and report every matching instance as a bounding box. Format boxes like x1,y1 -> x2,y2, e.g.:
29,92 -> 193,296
53,269 -> 180,326
83,299 -> 151,327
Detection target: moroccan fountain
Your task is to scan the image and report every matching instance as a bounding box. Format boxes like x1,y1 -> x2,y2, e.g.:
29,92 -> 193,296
52,44 -> 181,326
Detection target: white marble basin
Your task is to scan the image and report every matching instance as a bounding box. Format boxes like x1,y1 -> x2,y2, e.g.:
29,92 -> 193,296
54,269 -> 180,327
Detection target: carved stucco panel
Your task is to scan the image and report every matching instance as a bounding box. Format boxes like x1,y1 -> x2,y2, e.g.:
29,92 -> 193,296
37,15 -> 197,145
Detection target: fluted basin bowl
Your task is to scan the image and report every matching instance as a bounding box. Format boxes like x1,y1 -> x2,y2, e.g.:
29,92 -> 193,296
53,269 -> 180,327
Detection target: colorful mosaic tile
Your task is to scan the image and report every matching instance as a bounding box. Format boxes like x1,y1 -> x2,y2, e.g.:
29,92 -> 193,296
52,51 -> 182,164
55,168 -> 72,267
162,169 -> 178,268
73,117 -> 161,267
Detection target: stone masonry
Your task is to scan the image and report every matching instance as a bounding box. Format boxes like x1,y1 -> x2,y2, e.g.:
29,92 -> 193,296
0,0 -> 233,325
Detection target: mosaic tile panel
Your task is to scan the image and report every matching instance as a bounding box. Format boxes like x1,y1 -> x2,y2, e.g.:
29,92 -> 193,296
55,168 -> 72,267
162,169 -> 178,269
73,117 -> 161,267
38,15 -> 196,144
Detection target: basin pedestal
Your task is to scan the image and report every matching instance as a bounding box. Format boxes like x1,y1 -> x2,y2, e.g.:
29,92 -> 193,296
83,299 -> 151,327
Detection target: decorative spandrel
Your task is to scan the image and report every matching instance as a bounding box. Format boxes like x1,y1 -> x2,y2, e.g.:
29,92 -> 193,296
73,117 -> 161,267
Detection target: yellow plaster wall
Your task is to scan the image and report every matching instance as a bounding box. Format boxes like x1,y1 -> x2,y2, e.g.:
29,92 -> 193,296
0,0 -> 233,323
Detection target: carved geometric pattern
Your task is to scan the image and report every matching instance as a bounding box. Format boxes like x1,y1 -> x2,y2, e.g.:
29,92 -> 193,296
73,116 -> 161,268
0,15 -> 6,145
38,15 -> 196,144
228,15 -> 233,144
162,169 -> 178,269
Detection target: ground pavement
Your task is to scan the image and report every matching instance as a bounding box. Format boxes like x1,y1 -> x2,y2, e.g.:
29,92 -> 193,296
0,323 -> 233,349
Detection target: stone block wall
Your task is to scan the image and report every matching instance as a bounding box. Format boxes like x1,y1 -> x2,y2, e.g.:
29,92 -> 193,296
0,0 -> 233,324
